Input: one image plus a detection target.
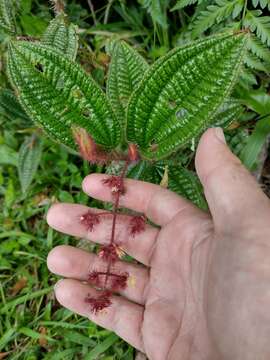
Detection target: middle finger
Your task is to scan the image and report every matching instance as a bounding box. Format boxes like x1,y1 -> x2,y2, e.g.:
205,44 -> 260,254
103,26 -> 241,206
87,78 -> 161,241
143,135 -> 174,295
47,203 -> 159,266
47,245 -> 149,305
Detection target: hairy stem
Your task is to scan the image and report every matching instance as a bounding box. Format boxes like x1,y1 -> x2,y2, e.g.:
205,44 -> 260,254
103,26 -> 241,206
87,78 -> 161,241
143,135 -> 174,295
104,161 -> 129,287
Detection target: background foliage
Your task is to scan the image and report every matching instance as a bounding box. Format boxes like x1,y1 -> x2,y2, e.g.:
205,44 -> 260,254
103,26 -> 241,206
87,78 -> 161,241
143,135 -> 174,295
0,0 -> 269,359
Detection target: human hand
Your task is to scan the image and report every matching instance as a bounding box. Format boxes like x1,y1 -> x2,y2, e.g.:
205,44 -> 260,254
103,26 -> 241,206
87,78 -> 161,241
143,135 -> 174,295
46,128 -> 270,360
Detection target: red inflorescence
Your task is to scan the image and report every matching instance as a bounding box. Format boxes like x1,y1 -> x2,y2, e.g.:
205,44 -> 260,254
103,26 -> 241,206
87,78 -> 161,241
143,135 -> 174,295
102,176 -> 125,196
111,272 -> 129,290
129,215 -> 146,237
79,210 -> 101,232
88,270 -> 129,292
98,244 -> 124,263
85,290 -> 112,314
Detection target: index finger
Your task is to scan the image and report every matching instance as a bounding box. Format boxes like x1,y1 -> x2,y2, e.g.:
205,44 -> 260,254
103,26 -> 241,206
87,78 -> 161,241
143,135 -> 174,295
82,174 -> 202,226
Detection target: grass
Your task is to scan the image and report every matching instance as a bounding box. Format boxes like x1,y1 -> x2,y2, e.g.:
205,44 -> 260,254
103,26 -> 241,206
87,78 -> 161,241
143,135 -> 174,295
0,124 -> 133,358
0,0 -> 269,359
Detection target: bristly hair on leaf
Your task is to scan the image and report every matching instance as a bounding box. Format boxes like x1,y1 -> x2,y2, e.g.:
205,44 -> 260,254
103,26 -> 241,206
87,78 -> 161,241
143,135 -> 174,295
49,0 -> 65,15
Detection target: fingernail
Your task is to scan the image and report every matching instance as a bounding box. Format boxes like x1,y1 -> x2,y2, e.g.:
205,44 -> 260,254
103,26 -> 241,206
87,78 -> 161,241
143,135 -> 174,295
214,127 -> 226,144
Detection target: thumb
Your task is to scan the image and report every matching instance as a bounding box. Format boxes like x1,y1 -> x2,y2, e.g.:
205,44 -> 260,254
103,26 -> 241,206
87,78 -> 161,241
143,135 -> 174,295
195,128 -> 270,232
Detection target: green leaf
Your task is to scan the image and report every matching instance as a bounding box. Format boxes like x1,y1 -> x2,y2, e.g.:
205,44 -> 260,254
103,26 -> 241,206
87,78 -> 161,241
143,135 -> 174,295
0,328 -> 16,351
62,331 -> 96,346
191,0 -> 242,38
107,40 -> 149,126
139,0 -> 168,28
20,14 -> 48,36
252,0 -> 270,10
244,10 -> 270,46
19,327 -> 56,342
0,144 -> 18,166
241,88 -> 270,115
240,116 -> 270,170
244,52 -> 269,72
4,178 -> 15,207
7,41 -> 121,149
0,89 -> 29,121
127,160 -> 161,184
226,128 -> 249,157
18,134 -> 43,194
0,0 -> 17,34
20,0 -> 32,14
126,32 -> 248,160
212,98 -> 243,128
240,89 -> 270,170
246,35 -> 270,63
0,287 -> 53,314
171,0 -> 201,11
168,166 -> 207,209
84,333 -> 119,360
42,14 -> 78,61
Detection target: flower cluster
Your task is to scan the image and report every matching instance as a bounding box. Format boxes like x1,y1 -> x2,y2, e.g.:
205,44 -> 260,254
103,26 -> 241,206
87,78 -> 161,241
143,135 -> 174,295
74,128 -> 145,313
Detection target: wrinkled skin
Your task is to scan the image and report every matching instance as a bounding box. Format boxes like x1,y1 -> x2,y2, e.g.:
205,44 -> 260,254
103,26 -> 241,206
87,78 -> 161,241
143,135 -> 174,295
47,128 -> 270,360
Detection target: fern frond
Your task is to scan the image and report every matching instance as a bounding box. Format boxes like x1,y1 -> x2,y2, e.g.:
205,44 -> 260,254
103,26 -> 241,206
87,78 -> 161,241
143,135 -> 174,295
244,52 -> 269,73
126,32 -> 248,160
106,40 -> 149,126
247,35 -> 270,63
139,0 -> 167,28
168,166 -> 207,209
251,0 -> 270,10
0,0 -> 17,34
171,0 -> 201,11
7,41 -> 121,149
244,10 -> 270,46
191,0 -> 242,38
42,14 -> 78,61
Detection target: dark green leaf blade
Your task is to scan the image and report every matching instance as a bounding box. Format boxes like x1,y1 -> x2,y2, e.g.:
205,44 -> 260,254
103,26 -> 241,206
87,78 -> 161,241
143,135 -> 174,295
18,135 -> 43,194
7,41 -> 121,149
240,117 -> 270,171
169,166 -> 207,209
42,14 -> 78,61
0,0 -> 17,34
212,98 -> 243,128
126,32 -> 248,160
107,40 -> 149,126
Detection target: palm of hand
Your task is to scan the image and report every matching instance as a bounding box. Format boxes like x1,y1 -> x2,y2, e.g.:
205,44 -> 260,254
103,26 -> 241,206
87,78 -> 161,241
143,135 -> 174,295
47,129 -> 270,360
47,173 -> 213,360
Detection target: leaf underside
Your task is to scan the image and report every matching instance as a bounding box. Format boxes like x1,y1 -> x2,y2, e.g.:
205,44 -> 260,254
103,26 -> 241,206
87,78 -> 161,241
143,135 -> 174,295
42,14 -> 78,61
107,40 -> 149,126
7,41 -> 121,149
126,32 -> 248,160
